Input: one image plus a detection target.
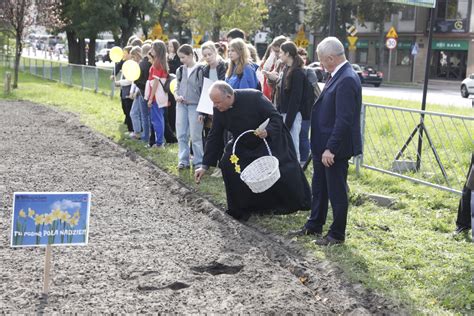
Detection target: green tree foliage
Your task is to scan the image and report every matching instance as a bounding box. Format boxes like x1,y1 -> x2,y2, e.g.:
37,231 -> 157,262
59,0 -> 118,65
113,0 -> 156,47
305,0 -> 358,38
181,0 -> 268,41
265,0 -> 301,37
0,0 -> 60,88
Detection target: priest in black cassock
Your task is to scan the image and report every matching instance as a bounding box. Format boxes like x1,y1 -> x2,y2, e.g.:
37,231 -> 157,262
195,81 -> 311,221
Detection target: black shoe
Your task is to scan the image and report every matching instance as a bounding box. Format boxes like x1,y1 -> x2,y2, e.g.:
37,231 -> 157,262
288,227 -> 322,237
453,226 -> 470,235
313,235 -> 344,246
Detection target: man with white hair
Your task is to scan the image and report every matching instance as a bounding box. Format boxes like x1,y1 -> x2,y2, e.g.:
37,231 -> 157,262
195,81 -> 311,221
291,37 -> 362,245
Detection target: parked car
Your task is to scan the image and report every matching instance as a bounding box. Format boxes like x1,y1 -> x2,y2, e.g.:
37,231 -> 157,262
308,61 -> 327,82
96,48 -> 111,62
352,64 -> 383,87
460,74 -> 474,98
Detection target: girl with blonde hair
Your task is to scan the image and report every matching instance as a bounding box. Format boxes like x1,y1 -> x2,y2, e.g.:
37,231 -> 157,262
225,38 -> 258,89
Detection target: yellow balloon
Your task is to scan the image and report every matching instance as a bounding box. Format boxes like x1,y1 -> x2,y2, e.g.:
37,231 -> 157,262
109,46 -> 123,63
169,78 -> 177,96
122,60 -> 141,81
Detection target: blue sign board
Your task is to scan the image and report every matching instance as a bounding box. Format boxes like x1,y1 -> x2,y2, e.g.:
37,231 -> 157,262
11,192 -> 91,247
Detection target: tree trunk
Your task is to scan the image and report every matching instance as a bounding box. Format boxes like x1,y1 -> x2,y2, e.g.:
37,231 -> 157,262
13,33 -> 22,89
158,0 -> 168,23
377,23 -> 385,70
78,38 -> 86,65
67,31 -> 80,64
87,37 -> 96,66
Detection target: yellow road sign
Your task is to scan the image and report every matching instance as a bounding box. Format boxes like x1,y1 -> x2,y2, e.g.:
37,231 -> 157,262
295,38 -> 309,48
347,36 -> 359,50
192,35 -> 203,48
386,26 -> 398,39
347,25 -> 357,37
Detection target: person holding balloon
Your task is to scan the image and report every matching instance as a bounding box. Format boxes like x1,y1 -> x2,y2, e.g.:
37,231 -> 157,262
113,46 -> 134,135
147,40 -> 169,149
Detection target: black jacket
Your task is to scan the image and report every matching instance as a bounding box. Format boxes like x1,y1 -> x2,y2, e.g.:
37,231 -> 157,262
168,54 -> 182,75
279,67 -> 305,130
202,60 -> 227,80
135,56 -> 151,95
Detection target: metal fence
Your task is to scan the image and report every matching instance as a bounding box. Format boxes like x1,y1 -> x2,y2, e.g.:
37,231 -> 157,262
3,54 -> 473,194
360,103 -> 473,194
1,55 -> 116,97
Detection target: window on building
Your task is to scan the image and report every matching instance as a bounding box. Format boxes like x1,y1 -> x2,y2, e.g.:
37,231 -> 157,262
397,50 -> 412,66
356,49 -> 368,64
437,0 -> 468,19
401,7 -> 415,20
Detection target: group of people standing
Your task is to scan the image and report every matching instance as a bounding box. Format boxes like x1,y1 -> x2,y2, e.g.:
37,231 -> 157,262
113,30 -> 363,246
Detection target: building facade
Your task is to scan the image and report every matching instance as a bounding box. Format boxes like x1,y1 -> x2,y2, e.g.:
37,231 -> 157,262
315,0 -> 473,83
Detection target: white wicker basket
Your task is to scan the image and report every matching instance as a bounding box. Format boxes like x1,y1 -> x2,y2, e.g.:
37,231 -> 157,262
232,130 -> 280,193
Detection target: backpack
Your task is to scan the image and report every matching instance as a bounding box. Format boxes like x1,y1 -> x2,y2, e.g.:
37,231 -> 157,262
301,67 -> 321,120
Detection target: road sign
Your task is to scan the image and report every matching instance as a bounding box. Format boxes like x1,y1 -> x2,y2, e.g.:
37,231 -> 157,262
411,42 -> 419,56
386,38 -> 398,50
346,25 -> 358,37
387,0 -> 435,8
192,34 -> 203,48
295,38 -> 309,48
386,27 -> 398,39
294,25 -> 309,48
347,36 -> 358,51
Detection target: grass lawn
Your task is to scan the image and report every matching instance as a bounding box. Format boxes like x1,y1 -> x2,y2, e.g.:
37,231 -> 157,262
2,70 -> 474,314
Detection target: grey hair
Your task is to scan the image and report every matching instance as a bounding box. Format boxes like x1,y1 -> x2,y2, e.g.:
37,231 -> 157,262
316,37 -> 345,57
209,80 -> 234,96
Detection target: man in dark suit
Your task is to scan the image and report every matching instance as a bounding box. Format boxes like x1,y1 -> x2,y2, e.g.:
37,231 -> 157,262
291,37 -> 362,245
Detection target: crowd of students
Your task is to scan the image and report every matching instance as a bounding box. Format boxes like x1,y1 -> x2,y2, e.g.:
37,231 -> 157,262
112,28 -> 320,169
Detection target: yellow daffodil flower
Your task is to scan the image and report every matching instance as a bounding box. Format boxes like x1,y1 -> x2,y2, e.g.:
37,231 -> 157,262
52,208 -> 62,220
34,214 -> 45,225
45,214 -> 53,225
69,217 -> 78,228
28,208 -> 35,218
19,209 -> 26,218
230,154 -> 239,164
235,164 -> 241,174
60,211 -> 68,222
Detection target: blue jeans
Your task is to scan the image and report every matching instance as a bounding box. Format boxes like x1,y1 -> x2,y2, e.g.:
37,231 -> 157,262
130,94 -> 150,142
282,112 -> 302,162
150,103 -> 164,146
299,119 -> 311,163
176,103 -> 203,166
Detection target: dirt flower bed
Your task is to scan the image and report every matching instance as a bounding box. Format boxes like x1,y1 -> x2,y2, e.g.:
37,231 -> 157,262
0,100 -> 401,314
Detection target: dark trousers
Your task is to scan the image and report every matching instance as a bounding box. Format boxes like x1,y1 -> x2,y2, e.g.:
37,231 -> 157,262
121,98 -> 134,132
305,158 -> 349,240
299,120 -> 311,163
456,154 -> 474,229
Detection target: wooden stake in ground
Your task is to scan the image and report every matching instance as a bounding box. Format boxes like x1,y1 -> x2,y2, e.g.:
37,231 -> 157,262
42,244 -> 52,295
4,72 -> 11,95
